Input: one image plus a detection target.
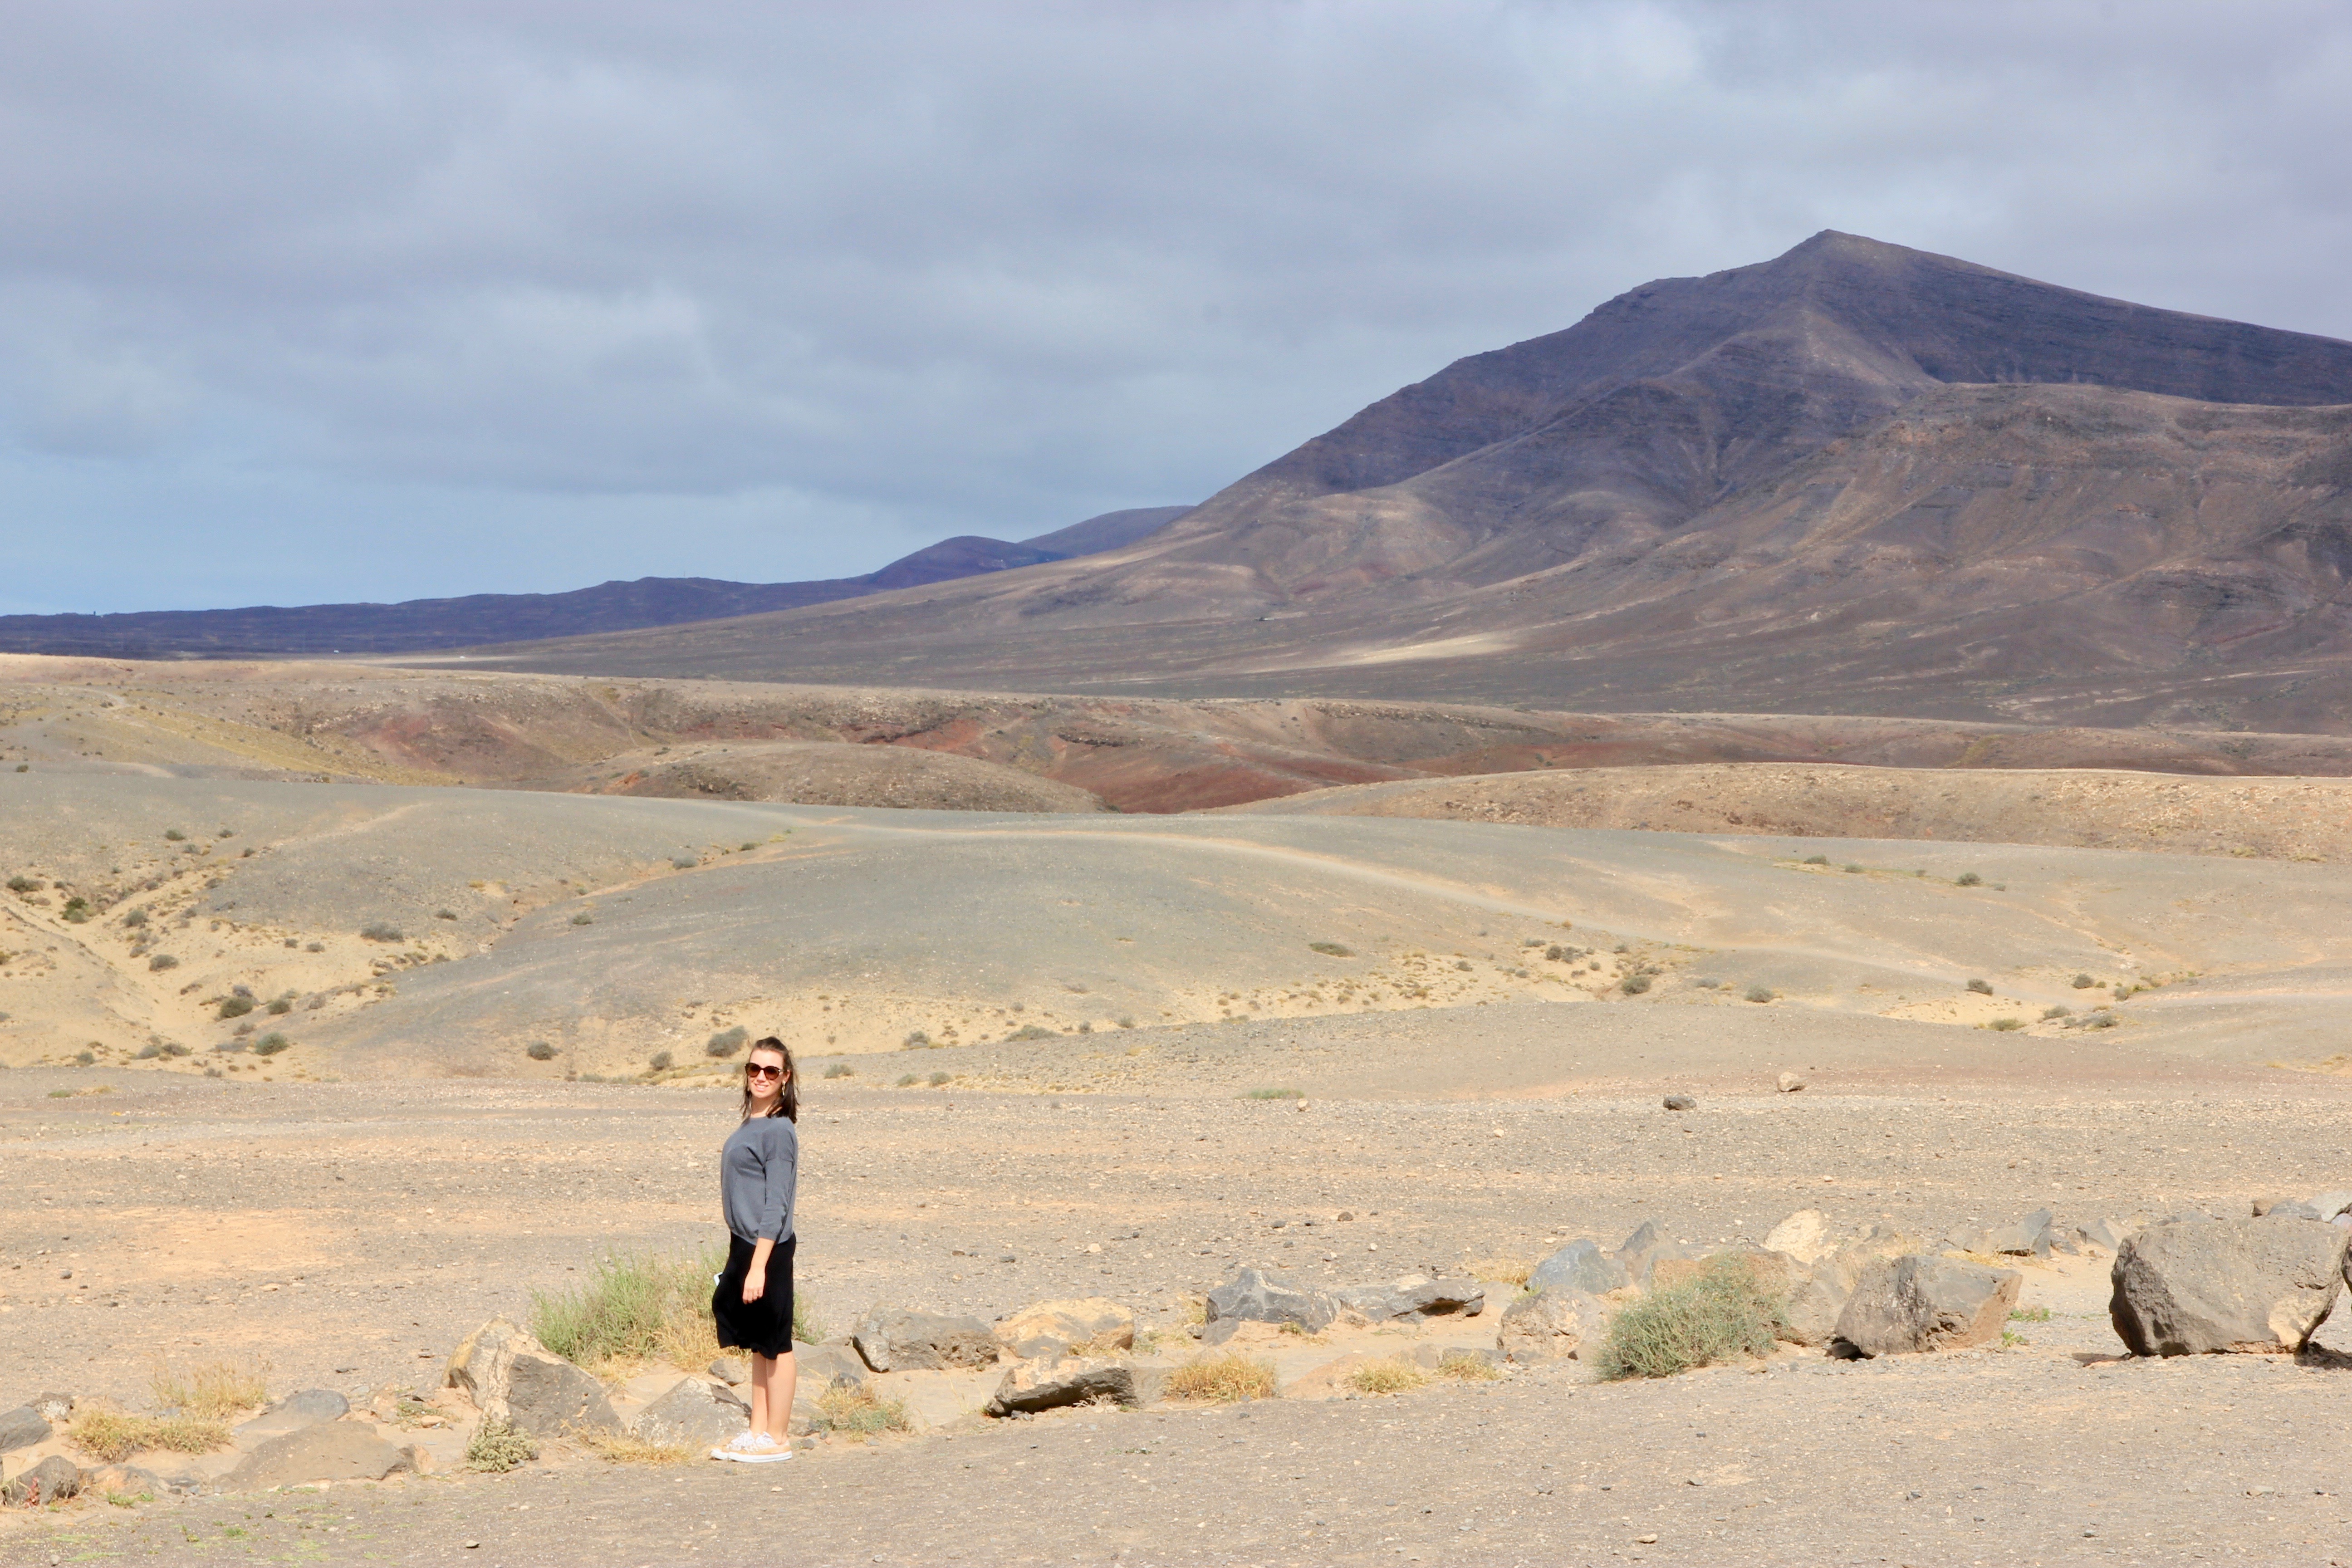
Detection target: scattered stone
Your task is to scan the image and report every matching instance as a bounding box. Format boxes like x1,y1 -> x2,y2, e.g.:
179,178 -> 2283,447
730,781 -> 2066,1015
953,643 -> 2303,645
1335,1275 -> 1486,1323
1832,1255 -> 2020,1357
1495,1287 -> 1611,1363
444,1318 -> 621,1437
225,1424 -> 414,1490
707,1357 -> 748,1386
1526,1240 -> 1629,1297
631,1378 -> 749,1450
1775,1072 -> 1806,1093
0,1455 -> 81,1505
1204,1267 -> 1339,1334
2109,1216 -> 2351,1356
793,1341 -> 870,1390
2306,1191 -> 2352,1223
1662,1094 -> 1697,1111
235,1388 -> 349,1444
1762,1210 -> 1833,1266
28,1394 -> 73,1424
852,1308 -> 1002,1372
2260,1199 -> 2321,1220
0,1405 -> 51,1454
994,1297 -> 1135,1359
984,1357 -> 1142,1417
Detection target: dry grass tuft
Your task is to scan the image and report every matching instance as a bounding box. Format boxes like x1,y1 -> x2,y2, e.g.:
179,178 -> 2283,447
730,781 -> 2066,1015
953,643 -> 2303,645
531,1250 -> 725,1377
1468,1255 -> 1533,1286
1434,1352 -> 1502,1382
69,1408 -> 231,1463
1345,1359 -> 1429,1396
571,1428 -> 697,1465
149,1357 -> 267,1419
1162,1352 -> 1278,1404
1593,1258 -> 1786,1381
813,1383 -> 911,1436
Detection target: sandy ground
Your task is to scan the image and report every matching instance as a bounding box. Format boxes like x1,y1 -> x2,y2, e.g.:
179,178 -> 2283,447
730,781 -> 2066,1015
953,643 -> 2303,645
8,1033 -> 2352,1565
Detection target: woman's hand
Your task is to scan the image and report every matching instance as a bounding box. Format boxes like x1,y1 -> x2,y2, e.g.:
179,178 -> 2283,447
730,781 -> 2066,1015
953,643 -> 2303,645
741,1267 -> 767,1304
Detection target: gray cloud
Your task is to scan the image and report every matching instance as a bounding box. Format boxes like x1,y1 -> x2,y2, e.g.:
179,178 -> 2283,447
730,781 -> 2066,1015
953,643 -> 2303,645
5,0 -> 2350,612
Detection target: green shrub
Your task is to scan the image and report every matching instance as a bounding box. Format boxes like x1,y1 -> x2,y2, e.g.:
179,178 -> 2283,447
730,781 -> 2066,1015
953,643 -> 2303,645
120,908 -> 147,927
2080,1012 -> 2118,1030
360,922 -> 403,943
570,913 -> 594,926
823,1062 -> 854,1079
1594,1258 -> 1785,1380
2040,1005 -> 2071,1021
63,899 -> 91,923
1802,854 -> 1829,866
305,941 -> 324,953
902,1031 -> 931,1049
435,909 -> 457,921
1308,942 -> 1354,957
1956,872 -> 1983,887
648,1050 -> 673,1071
1619,973 -> 1652,995
2071,973 -> 2096,988
466,1417 -> 537,1473
266,998 -> 291,1015
148,954 -> 177,971
1843,863 -> 1863,873
5,875 -> 37,893
75,1050 -> 95,1065
895,1074 -> 917,1087
1006,1024 -> 1055,1042
162,829 -> 186,842
926,1071 -> 951,1087
525,1041 -> 557,1062
217,828 -> 234,838
251,1034 -> 291,1056
217,996 -> 255,1020
134,1044 -> 161,1060
1743,985 -> 1773,1004
706,1026 -> 749,1058
1965,978 -> 1993,995
531,1248 -> 725,1375
1986,1018 -> 2023,1032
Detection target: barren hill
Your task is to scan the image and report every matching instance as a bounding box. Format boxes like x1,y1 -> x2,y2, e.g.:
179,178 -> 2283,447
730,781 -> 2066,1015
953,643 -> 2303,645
457,235 -> 2352,730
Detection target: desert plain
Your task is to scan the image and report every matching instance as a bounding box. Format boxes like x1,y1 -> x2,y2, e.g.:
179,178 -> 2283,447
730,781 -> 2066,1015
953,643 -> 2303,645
5,657 -> 2352,1565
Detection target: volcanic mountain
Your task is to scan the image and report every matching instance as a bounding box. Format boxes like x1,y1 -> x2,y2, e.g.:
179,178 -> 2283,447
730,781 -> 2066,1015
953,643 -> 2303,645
473,233 -> 2352,729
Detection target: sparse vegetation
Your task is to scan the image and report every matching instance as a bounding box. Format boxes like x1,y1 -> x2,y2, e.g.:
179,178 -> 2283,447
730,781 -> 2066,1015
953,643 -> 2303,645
672,857 -> 698,870
896,1073 -> 918,1087
570,913 -> 594,926
1308,942 -> 1354,957
150,1357 -> 266,1419
5,875 -> 36,893
902,1031 -> 931,1049
570,1428 -> 694,1465
927,1071 -> 951,1087
530,1249 -> 724,1377
162,829 -> 186,842
1802,854 -> 1829,866
2041,1005 -> 2072,1021
1244,1087 -> 1304,1099
435,908 -> 457,921
2079,1011 -> 2119,1030
217,996 -> 255,1020
1986,1018 -> 2023,1032
1743,985 -> 1774,1004
1468,1255 -> 1533,1285
1435,1351 -> 1502,1382
706,1025 -> 749,1058
62,897 -> 90,923
265,997 -> 292,1014
305,941 -> 324,953
813,1383 -> 911,1435
69,1409 -> 231,1463
147,953 -> 178,972
120,907 -> 147,927
1956,871 -> 1983,887
525,1041 -> 557,1062
648,1050 -> 673,1071
1619,973 -> 1652,995
2072,973 -> 2097,988
360,922 -> 404,943
1162,1352 -> 1278,1403
1965,978 -> 1994,995
251,1033 -> 291,1055
465,1417 -> 538,1473
824,1062 -> 854,1078
1006,1024 -> 1056,1042
2009,1305 -> 2051,1322
1346,1359 -> 1429,1396
1843,863 -> 1864,873
1594,1257 -> 1785,1381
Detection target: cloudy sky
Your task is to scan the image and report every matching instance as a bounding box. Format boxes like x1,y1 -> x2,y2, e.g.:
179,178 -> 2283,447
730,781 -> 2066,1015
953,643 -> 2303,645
6,0 -> 2349,614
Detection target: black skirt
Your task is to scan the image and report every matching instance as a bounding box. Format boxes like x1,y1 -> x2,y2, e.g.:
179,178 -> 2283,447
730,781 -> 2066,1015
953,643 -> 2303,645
711,1233 -> 797,1359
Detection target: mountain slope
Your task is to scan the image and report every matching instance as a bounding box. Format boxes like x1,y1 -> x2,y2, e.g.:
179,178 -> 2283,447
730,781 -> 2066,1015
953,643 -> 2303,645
461,234 -> 2352,730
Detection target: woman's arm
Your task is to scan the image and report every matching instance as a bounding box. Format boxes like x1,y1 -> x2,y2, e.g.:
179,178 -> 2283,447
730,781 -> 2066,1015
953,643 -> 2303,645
741,1235 -> 775,1303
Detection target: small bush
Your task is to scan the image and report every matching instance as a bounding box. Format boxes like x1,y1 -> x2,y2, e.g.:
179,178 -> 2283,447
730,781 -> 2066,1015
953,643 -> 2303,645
1346,1359 -> 1429,1396
1594,1258 -> 1785,1380
1162,1352 -> 1277,1403
2072,973 -> 2096,988
1743,985 -> 1774,1004
1986,1018 -> 2023,1032
823,1062 -> 854,1079
121,908 -> 147,927
1244,1087 -> 1303,1099
926,1070 -> 951,1087
2080,1012 -> 2118,1030
466,1417 -> 538,1473
134,1044 -> 161,1060
1801,854 -> 1829,866
814,1383 -> 911,1436
2040,1005 -> 2072,1021
70,1409 -> 230,1463
570,913 -> 594,926
150,1358 -> 266,1419
706,1025 -> 749,1058
1956,872 -> 1983,887
251,1033 -> 291,1056
672,857 -> 697,870
360,922 -> 404,943
1965,978 -> 1994,995
75,1049 -> 96,1065
1619,973 -> 1652,995
304,940 -> 324,952
1006,1024 -> 1055,1042
62,898 -> 90,923
895,1073 -> 918,1087
648,1050 -> 673,1071
794,1298 -> 824,1344
1435,1351 -> 1502,1382
525,1041 -> 557,1062
217,996 -> 255,1020
265,997 -> 291,1015
902,1031 -> 931,1049
5,875 -> 37,892
217,828 -> 233,838
148,954 -> 178,972
435,908 -> 457,921
530,1248 -> 724,1376
162,829 -> 186,842
1308,942 -> 1355,957
1842,863 -> 1863,873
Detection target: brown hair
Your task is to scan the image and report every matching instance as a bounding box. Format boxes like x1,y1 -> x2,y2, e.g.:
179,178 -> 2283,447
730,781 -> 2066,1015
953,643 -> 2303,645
739,1036 -> 798,1122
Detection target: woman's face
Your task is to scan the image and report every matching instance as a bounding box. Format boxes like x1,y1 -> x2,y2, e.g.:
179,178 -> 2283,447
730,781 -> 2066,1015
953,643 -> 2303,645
745,1049 -> 789,1107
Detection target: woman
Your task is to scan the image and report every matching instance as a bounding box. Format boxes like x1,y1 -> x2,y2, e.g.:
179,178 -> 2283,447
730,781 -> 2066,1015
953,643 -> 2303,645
710,1036 -> 799,1463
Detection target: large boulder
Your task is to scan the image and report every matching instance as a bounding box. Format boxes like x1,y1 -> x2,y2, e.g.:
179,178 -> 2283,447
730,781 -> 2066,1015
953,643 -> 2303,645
1204,1268 -> 1338,1334
1527,1240 -> 1629,1297
2109,1216 -> 2351,1356
994,1298 -> 1135,1359
444,1318 -> 620,1437
852,1309 -> 1001,1372
1334,1275 -> 1485,1323
224,1425 -> 414,1491
1832,1256 -> 2020,1357
1495,1287 -> 1612,1364
234,1388 -> 348,1444
0,1405 -> 50,1454
984,1357 -> 1143,1417
1,1455 -> 81,1505
631,1378 -> 749,1450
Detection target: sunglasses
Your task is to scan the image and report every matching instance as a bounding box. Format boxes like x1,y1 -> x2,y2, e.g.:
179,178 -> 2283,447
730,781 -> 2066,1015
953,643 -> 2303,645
745,1063 -> 786,1080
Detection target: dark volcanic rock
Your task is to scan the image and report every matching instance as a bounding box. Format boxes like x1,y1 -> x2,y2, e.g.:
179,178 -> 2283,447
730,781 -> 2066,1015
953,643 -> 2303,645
2109,1217 -> 2350,1356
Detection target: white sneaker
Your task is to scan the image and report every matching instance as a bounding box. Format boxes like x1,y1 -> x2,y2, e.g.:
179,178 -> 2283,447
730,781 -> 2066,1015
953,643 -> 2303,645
710,1431 -> 769,1461
731,1434 -> 793,1465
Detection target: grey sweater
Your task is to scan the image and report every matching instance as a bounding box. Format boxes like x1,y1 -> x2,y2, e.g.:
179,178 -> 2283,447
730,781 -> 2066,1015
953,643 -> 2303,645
720,1115 -> 799,1244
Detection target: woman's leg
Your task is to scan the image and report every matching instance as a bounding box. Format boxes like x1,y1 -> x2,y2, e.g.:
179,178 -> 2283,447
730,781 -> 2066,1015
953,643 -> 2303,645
750,1349 -> 796,1443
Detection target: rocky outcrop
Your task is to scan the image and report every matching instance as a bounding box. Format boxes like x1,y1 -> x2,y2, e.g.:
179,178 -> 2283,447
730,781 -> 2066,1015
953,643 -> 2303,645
225,1424 -> 415,1490
2109,1217 -> 2351,1356
444,1318 -> 620,1437
1832,1256 -> 2020,1357
985,1358 -> 1144,1417
853,1309 -> 1002,1372
1204,1268 -> 1338,1334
